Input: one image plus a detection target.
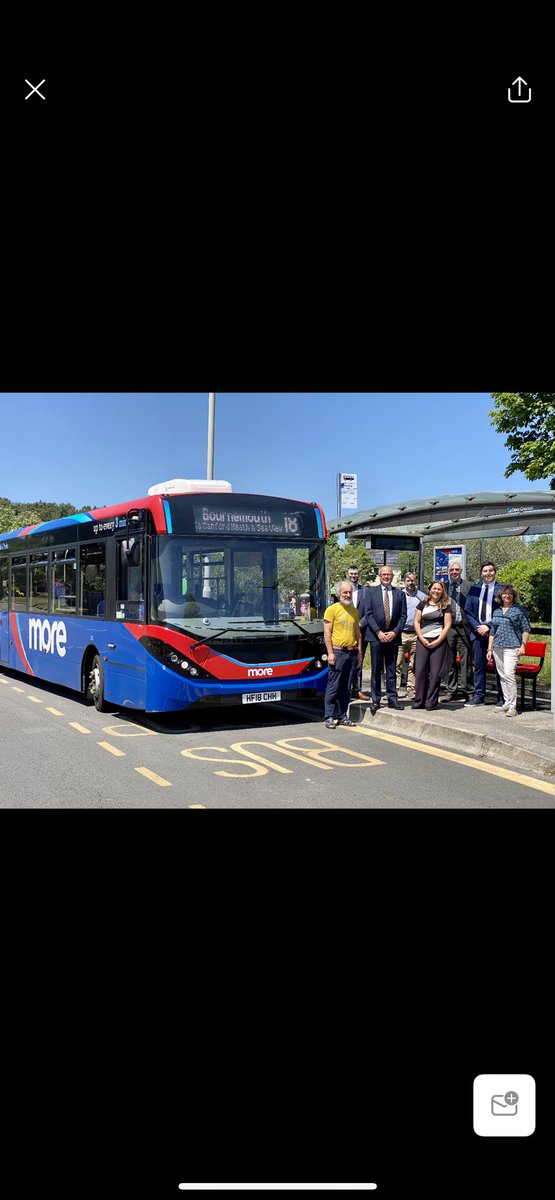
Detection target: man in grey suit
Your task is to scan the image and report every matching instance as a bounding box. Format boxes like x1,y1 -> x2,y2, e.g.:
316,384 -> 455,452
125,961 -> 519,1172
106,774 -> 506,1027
440,561 -> 474,701
358,565 -> 407,714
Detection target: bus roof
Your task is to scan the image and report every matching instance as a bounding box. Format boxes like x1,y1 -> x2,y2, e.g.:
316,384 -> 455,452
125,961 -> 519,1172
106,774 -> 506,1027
1,492 -> 327,544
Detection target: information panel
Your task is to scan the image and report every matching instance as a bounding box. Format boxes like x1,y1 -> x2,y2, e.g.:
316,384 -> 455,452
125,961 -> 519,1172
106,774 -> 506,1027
434,545 -> 466,581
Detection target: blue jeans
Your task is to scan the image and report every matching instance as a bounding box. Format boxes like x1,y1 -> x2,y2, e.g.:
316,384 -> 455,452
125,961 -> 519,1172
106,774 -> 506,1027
324,648 -> 357,719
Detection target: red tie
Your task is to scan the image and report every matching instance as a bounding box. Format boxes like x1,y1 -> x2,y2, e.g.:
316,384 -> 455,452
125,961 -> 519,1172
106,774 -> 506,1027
384,588 -> 391,629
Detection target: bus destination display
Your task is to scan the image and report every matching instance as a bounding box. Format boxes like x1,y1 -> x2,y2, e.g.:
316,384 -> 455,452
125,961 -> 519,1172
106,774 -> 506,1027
193,504 -> 304,537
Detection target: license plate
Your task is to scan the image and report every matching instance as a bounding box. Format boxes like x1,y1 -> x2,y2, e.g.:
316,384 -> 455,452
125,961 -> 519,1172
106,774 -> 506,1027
242,690 -> 282,704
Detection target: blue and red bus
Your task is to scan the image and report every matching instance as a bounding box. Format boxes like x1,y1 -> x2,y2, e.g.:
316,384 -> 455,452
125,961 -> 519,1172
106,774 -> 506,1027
0,481 -> 329,713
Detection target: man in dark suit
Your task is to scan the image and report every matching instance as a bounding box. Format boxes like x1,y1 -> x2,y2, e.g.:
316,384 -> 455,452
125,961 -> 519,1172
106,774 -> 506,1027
358,565 -> 407,714
440,561 -> 474,701
346,564 -> 372,700
464,560 -> 504,706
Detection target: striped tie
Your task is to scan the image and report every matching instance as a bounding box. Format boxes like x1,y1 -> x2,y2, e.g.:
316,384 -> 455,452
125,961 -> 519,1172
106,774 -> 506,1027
384,588 -> 391,629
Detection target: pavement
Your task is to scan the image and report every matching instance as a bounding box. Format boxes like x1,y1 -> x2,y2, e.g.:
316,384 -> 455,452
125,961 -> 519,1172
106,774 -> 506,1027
349,672 -> 555,778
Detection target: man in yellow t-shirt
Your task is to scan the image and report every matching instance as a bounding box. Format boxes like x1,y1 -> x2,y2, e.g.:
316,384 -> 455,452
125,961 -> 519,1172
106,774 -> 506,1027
323,581 -> 362,728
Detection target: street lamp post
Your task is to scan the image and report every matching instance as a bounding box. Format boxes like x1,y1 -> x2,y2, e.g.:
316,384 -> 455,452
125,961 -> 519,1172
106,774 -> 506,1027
207,392 -> 216,480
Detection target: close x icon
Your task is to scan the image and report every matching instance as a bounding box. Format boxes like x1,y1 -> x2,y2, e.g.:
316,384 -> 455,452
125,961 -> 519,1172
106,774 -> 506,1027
25,79 -> 46,101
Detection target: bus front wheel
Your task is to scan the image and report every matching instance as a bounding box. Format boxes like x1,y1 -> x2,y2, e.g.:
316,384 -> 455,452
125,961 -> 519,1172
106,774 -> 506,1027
89,654 -> 109,713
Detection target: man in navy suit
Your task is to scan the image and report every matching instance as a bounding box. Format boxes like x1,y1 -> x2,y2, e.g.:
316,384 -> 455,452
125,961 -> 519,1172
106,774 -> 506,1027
346,564 -> 372,700
358,565 -> 407,714
464,560 -> 504,706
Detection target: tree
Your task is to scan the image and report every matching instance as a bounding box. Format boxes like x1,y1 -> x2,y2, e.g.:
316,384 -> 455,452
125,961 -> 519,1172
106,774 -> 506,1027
0,497 -> 81,535
500,556 -> 551,622
326,535 -> 377,589
490,393 -> 555,487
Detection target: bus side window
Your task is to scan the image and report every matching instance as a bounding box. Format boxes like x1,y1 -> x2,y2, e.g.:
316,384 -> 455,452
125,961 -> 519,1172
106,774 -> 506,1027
51,548 -> 76,614
10,555 -> 27,613
79,543 -> 106,617
0,556 -> 8,611
117,537 -> 145,621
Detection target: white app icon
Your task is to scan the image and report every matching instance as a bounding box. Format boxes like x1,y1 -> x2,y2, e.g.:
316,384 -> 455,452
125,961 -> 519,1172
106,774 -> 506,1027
474,1074 -> 535,1136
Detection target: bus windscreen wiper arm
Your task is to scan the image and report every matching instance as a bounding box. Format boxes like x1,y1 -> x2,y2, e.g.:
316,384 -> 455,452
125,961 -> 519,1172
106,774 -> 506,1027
280,618 -> 319,644
190,627 -> 280,650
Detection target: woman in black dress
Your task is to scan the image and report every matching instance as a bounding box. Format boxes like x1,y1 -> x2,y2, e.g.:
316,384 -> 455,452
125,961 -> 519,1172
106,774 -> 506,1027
413,581 -> 452,710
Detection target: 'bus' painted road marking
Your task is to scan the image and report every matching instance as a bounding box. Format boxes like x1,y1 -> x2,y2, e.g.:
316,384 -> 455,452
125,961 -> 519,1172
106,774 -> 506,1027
27,695 -> 42,703
47,707 -> 64,716
69,722 -> 92,735
135,766 -> 172,787
350,725 -> 555,797
98,741 -> 126,757
102,722 -> 158,738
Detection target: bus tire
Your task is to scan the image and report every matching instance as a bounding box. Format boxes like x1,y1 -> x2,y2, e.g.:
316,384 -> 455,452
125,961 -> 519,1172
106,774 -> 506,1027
89,654 -> 110,713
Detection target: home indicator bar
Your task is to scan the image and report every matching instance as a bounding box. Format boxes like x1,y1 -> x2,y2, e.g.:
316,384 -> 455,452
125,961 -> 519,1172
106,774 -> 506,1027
178,1187 -> 378,1193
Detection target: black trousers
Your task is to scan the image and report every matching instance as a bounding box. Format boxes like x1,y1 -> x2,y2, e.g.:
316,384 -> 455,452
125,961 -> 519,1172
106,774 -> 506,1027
368,637 -> 399,702
444,621 -> 474,694
414,637 -> 447,709
324,648 -> 358,719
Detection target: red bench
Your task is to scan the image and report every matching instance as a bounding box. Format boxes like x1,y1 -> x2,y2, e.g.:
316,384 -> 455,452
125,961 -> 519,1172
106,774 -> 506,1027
486,640 -> 546,710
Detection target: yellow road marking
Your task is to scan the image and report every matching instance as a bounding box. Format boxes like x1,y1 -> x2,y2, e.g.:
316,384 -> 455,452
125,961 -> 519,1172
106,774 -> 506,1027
188,804 -> 207,808
102,722 -> 158,738
98,741 -> 126,757
350,725 -> 555,796
12,686 -> 25,692
69,722 -> 91,734
135,767 -> 172,787
181,738 -> 384,778
27,695 -> 42,703
46,707 -> 64,716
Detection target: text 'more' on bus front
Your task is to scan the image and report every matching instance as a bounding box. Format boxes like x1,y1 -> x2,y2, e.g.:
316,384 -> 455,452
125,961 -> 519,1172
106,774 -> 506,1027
0,480 -> 329,713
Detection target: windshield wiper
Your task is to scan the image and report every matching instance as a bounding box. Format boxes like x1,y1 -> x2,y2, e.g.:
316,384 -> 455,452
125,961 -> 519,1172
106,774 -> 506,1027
279,617 -> 321,645
190,626 -> 281,650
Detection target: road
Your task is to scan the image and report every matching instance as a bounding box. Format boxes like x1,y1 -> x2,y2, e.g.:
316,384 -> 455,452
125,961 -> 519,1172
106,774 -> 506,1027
2,667 -> 555,807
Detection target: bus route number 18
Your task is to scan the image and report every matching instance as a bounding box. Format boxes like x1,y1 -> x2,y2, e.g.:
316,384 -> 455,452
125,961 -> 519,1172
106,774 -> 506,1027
284,515 -> 300,535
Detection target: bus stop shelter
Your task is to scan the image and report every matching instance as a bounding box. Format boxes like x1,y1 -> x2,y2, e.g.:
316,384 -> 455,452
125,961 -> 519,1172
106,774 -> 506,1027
328,491 -> 555,719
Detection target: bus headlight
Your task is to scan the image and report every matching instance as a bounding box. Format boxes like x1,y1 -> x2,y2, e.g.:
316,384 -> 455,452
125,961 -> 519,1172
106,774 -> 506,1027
139,637 -> 214,680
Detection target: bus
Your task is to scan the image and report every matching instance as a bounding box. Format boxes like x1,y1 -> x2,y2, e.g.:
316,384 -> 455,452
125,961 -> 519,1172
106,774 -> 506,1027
0,480 -> 329,713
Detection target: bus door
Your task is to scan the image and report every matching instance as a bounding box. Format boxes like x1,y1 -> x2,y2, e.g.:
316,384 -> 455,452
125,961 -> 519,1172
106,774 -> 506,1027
0,555 -> 8,663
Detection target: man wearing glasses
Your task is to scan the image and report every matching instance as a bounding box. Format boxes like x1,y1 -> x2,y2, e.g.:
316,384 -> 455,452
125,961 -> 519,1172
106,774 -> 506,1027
358,566 -> 407,715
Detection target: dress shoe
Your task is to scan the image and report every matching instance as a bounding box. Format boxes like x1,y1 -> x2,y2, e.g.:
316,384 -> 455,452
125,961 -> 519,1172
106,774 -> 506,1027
356,691 -> 371,701
369,702 -> 379,715
411,703 -> 424,709
388,699 -> 403,709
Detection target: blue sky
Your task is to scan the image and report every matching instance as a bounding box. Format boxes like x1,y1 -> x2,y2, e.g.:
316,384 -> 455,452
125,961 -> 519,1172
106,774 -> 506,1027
0,392 -> 549,518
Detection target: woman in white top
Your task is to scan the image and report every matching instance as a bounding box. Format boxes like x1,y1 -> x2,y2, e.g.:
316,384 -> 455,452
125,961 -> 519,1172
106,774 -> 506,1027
412,581 -> 452,710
